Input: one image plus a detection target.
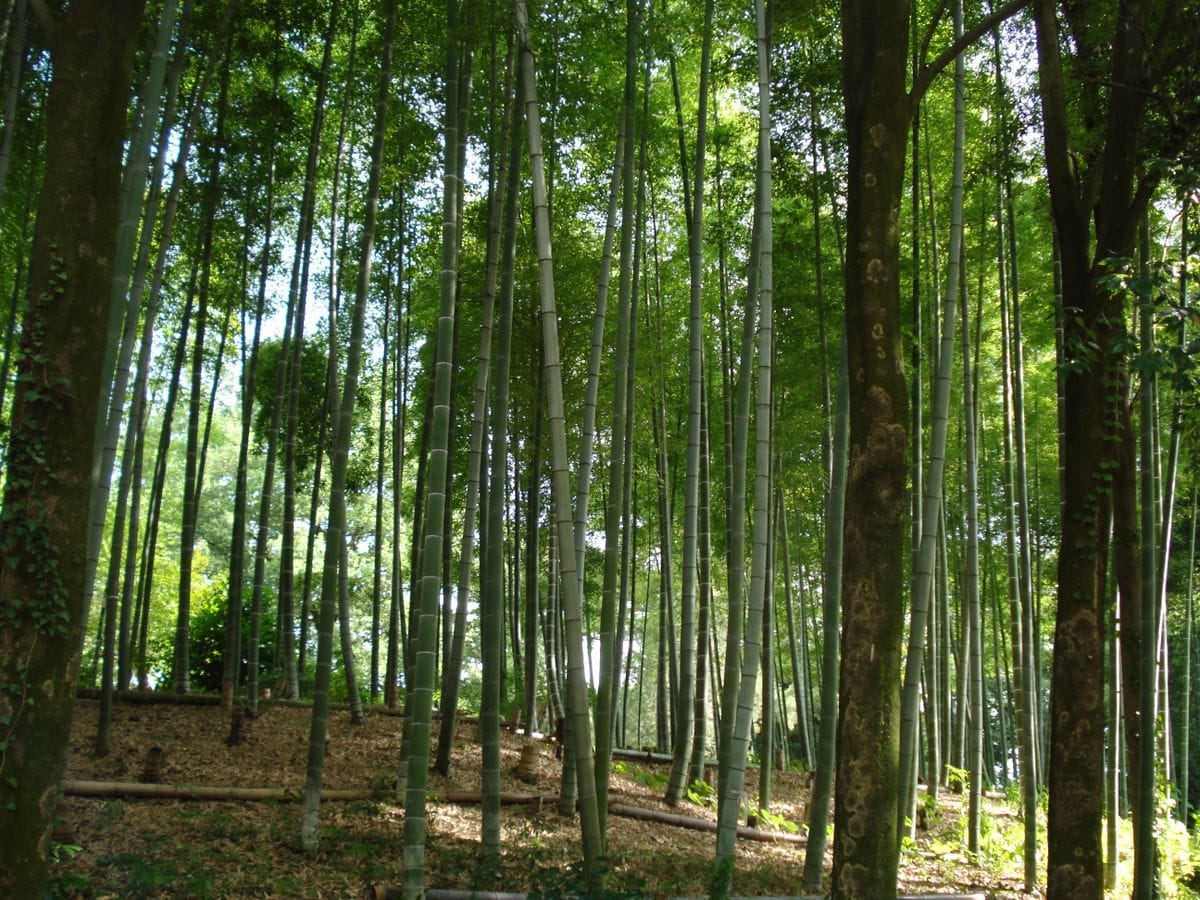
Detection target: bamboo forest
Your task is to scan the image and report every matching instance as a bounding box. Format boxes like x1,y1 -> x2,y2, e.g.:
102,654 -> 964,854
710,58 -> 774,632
2,0 -> 1200,896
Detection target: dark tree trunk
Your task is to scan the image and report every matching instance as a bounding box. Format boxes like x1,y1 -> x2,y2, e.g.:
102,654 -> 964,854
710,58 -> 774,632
0,2 -> 146,893
831,1 -> 1034,889
833,0 -> 911,893
1030,0 -> 1191,891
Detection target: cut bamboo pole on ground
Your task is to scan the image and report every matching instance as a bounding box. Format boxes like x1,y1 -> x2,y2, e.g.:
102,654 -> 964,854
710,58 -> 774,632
608,802 -> 805,845
365,891 -> 528,900
62,780 -> 799,846
75,689 -> 409,716
613,746 -> 718,767
63,781 -> 548,805
367,891 -> 986,900
62,780 -> 392,801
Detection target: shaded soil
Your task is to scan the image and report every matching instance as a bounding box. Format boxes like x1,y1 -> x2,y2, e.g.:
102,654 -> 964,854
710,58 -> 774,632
52,698 -> 1036,897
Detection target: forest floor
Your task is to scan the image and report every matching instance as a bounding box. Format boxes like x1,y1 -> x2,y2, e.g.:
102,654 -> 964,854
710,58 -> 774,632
52,697 -> 1042,898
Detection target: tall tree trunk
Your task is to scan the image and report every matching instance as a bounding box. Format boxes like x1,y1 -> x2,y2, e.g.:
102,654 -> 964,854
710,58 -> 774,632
1182,484 -> 1196,823
1134,219 -> 1159,900
833,0 -> 911,883
393,211 -> 417,710
779,489 -> 808,771
297,381 -> 330,684
758,465 -> 776,812
1031,0 -> 1191,889
689,380 -> 713,782
907,3 -> 926,808
371,272 -> 391,701
1180,211 -> 1194,821
1105,563 -> 1121,891
960,247 -> 983,854
0,3 -> 146,893
651,368 -> 675,755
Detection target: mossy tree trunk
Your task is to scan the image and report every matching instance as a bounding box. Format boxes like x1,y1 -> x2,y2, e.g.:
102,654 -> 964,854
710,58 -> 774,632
0,1 -> 146,894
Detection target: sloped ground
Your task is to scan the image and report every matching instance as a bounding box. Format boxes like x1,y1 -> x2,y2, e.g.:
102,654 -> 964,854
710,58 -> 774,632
52,698 -> 1032,897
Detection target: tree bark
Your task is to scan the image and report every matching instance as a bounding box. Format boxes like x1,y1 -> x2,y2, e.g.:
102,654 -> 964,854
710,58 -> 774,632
1031,0 -> 1193,891
0,2 -> 146,894
833,0 -> 911,891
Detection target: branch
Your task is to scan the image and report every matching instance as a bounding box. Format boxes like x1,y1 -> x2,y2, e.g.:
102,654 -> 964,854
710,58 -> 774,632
910,0 -> 1033,103
1032,0 -> 1089,235
916,0 -> 952,77
27,0 -> 55,42
1130,109 -> 1200,216
1152,39 -> 1200,85
1151,0 -> 1183,62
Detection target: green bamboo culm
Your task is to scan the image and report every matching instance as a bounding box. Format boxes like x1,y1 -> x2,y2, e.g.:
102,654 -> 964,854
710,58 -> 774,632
596,0 -> 642,836
301,0 -> 394,853
713,0 -> 773,889
436,32 -> 512,780
401,0 -> 462,891
896,0 -> 966,837
83,0 -> 184,631
479,54 -> 523,864
515,0 -> 605,883
665,0 -> 714,810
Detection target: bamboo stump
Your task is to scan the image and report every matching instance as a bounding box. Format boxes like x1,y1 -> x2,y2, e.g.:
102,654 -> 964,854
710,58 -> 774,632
515,741 -> 540,785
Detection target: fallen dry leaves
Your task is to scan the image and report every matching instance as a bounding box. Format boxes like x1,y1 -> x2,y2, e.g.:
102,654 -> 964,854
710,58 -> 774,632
52,698 -> 1033,897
